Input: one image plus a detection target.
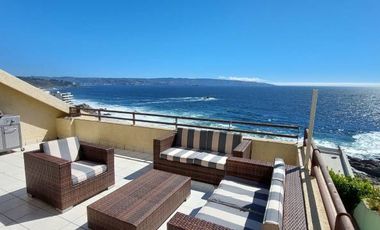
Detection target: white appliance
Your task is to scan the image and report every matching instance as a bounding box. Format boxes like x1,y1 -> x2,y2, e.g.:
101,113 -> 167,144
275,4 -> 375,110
0,114 -> 23,152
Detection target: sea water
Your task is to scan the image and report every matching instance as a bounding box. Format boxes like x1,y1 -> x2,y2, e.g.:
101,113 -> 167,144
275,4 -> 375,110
68,85 -> 380,159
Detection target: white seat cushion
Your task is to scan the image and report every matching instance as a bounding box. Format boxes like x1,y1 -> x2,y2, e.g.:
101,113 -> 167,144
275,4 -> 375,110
160,147 -> 201,164
196,202 -> 262,230
209,176 -> 269,214
160,147 -> 227,170
71,160 -> 107,185
193,152 -> 227,170
42,137 -> 80,162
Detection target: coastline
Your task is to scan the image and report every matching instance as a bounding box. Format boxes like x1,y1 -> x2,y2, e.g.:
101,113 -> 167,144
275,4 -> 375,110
73,101 -> 380,185
349,156 -> 380,184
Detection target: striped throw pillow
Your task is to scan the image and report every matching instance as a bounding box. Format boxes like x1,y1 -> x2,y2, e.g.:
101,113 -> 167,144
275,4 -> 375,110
206,130 -> 242,155
176,128 -> 208,150
176,128 -> 242,155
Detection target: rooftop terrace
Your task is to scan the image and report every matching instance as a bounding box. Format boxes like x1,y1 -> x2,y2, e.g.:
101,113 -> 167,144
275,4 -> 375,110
0,70 -> 356,230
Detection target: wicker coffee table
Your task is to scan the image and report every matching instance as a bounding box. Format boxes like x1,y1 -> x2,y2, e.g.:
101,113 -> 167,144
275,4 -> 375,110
87,169 -> 191,230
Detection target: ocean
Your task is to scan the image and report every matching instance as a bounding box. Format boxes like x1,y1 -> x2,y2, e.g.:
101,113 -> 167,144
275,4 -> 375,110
67,85 -> 380,159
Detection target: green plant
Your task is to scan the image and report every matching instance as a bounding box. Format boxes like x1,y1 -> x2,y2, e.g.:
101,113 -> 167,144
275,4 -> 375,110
329,171 -> 374,213
367,188 -> 380,213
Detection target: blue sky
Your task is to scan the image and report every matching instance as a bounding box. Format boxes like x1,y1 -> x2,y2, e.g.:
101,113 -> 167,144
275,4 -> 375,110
0,0 -> 379,85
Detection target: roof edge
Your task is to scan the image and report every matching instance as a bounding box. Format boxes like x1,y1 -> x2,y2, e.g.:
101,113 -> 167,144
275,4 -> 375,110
0,69 -> 70,113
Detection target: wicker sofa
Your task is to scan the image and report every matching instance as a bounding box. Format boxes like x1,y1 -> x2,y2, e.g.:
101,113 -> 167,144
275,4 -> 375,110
167,157 -> 307,230
154,127 -> 252,184
24,137 -> 115,212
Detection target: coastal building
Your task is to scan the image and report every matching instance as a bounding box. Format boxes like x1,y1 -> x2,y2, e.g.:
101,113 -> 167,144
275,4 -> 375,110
49,91 -> 74,105
0,69 -> 356,229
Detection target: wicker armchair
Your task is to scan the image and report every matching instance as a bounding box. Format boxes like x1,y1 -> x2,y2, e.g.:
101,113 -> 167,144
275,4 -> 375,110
167,157 -> 307,230
154,128 -> 251,184
24,138 -> 115,212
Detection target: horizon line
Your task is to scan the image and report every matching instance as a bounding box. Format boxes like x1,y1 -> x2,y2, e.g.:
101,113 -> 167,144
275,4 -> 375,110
271,82 -> 380,87
16,75 -> 380,87
218,76 -> 380,87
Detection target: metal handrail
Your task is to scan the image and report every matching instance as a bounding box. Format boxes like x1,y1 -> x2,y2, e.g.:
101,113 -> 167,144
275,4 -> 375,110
70,107 -> 300,139
304,129 -> 355,230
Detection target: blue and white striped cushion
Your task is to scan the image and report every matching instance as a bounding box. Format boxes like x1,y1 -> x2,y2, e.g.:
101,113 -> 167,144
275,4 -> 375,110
175,128 -> 207,150
272,158 -> 285,182
176,128 -> 242,154
160,147 -> 227,170
196,202 -> 263,230
193,152 -> 227,170
71,160 -> 107,185
42,137 -> 80,162
206,131 -> 243,155
263,158 -> 286,229
209,176 -> 269,215
160,147 -> 201,164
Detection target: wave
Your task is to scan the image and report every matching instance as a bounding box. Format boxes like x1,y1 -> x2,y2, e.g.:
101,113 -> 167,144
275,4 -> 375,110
72,98 -> 300,142
314,139 -> 339,149
72,98 -> 216,123
73,98 -> 297,141
71,98 -> 242,130
315,131 -> 380,159
72,98 -> 139,113
134,97 -> 218,105
341,132 -> 380,159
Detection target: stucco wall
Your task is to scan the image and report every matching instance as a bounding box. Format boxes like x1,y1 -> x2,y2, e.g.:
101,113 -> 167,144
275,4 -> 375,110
251,138 -> 299,165
0,84 -> 67,145
57,117 -> 300,163
56,118 -> 174,154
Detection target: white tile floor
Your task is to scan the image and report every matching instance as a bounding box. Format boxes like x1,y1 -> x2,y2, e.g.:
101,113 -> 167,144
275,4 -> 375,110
0,145 -> 215,230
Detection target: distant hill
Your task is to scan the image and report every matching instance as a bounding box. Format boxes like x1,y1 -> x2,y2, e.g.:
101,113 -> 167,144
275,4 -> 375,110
18,76 -> 272,89
18,76 -> 77,89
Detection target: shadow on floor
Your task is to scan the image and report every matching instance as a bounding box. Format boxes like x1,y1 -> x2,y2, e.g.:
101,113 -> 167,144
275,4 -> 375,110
115,153 -> 152,164
189,207 -> 202,217
124,164 -> 153,180
0,188 -> 59,227
0,150 -> 13,156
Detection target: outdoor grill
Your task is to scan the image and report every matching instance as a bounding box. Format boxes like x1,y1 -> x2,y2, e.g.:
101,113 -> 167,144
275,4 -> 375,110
0,114 -> 23,152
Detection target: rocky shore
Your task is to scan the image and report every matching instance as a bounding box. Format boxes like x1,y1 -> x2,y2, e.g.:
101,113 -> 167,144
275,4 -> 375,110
75,103 -> 97,114
348,156 -> 380,185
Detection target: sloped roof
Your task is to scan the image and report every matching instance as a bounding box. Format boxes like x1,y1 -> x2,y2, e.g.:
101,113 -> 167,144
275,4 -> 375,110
0,69 -> 70,113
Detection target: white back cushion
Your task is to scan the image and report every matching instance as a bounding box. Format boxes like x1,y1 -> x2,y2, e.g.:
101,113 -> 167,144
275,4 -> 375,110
262,158 -> 286,230
272,158 -> 286,182
43,137 -> 80,162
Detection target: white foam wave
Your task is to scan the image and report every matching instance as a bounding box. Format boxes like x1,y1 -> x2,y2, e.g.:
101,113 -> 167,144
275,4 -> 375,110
134,97 -> 217,105
242,133 -> 297,143
72,98 -> 128,111
314,139 -> 339,149
341,132 -> 380,159
71,98 -> 245,131
72,98 -> 213,124
315,132 -> 380,159
72,98 -> 303,141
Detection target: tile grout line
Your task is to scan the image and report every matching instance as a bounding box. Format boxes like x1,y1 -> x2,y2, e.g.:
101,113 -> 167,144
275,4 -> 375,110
0,207 -> 31,230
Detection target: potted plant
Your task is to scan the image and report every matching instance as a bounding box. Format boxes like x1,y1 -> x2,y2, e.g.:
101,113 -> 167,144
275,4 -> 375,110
330,171 -> 380,230
353,188 -> 380,230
